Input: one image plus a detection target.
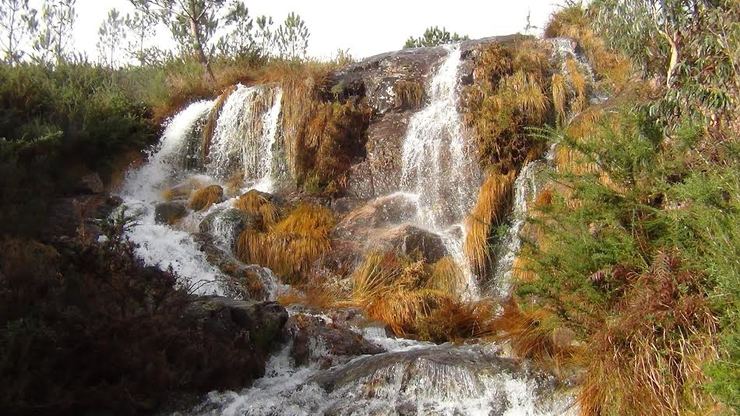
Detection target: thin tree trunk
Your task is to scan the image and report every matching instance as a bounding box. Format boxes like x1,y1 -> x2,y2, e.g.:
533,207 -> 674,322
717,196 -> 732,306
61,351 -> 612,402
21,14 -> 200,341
189,17 -> 216,84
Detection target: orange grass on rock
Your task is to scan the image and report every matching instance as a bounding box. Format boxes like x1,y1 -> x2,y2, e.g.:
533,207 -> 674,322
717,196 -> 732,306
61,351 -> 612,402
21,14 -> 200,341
189,184 -> 223,211
349,251 -> 497,341
233,190 -> 280,228
464,171 -> 516,278
235,203 -> 334,280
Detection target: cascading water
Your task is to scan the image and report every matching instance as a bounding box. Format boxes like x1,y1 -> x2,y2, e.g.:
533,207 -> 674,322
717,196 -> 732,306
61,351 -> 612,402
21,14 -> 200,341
206,84 -> 283,193
399,44 -> 481,299
118,100 -> 227,295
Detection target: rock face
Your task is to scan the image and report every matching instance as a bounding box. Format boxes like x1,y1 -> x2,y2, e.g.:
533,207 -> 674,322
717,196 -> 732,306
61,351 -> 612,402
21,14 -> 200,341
75,173 -> 104,194
335,193 -> 419,239
328,35 -> 525,199
286,313 -> 384,369
199,208 -> 260,246
154,201 -> 188,225
309,343 -> 562,416
184,297 -> 287,350
371,224 -> 448,263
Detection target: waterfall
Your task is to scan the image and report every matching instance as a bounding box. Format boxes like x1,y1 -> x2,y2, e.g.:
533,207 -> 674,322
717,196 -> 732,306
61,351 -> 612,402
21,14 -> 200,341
489,148 -> 555,298
399,45 -> 481,299
206,84 -> 283,193
121,100 -> 214,203
118,100 -> 226,295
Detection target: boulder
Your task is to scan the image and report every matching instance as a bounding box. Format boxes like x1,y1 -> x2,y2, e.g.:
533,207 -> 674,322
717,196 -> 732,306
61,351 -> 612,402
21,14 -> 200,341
196,235 -> 280,301
199,208 -> 260,247
75,173 -> 105,194
154,201 -> 188,225
309,343 -> 564,416
335,193 -> 419,239
184,296 -> 288,352
286,313 -> 384,368
372,224 -> 448,263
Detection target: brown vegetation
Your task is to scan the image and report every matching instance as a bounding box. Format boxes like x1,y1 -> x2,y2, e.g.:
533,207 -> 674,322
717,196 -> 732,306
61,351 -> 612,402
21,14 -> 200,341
464,171 -> 516,279
236,203 -> 335,281
189,184 -> 224,211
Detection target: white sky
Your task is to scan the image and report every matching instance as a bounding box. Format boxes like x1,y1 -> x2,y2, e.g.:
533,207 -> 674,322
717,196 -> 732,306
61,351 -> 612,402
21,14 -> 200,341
67,0 -> 565,60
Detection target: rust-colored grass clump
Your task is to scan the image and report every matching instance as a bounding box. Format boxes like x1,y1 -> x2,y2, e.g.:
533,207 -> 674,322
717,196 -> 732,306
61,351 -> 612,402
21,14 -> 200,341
349,251 -> 495,342
579,253 -> 718,415
189,184 -> 223,211
236,203 -> 335,281
464,171 -> 516,279
393,79 -> 425,110
233,190 -> 280,228
463,39 -> 553,173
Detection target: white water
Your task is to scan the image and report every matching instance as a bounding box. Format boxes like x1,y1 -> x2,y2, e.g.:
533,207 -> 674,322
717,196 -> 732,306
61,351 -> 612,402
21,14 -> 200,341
399,45 -> 481,299
185,327 -> 574,416
118,100 -> 226,295
206,84 -> 283,193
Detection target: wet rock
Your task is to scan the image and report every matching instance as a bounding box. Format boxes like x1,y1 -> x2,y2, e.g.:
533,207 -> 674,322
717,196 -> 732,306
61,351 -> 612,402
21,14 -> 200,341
286,313 -> 384,368
47,197 -> 83,239
75,173 -> 104,194
195,235 -> 279,301
199,208 -> 260,246
184,296 -> 288,352
335,193 -> 419,239
372,224 -> 448,262
311,343 -> 561,416
154,201 -> 188,225
333,35 -> 526,199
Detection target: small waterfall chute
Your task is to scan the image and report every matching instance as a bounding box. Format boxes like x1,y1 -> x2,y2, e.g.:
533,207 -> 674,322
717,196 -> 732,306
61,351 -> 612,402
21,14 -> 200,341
205,84 -> 283,193
399,44 -> 481,299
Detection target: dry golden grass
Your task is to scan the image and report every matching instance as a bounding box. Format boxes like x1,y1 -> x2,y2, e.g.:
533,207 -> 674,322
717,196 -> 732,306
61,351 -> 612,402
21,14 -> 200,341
233,190 -> 280,228
464,171 -> 517,278
202,85 -> 236,160
552,73 -> 567,123
426,256 -> 464,294
235,203 -> 334,280
348,251 -> 498,341
500,70 -> 549,120
188,184 -> 223,211
577,253 -> 719,415
493,299 -> 574,369
393,80 -> 425,110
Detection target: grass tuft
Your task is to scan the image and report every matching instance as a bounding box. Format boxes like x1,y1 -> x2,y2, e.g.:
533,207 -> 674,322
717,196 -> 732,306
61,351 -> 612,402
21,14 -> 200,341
189,185 -> 223,211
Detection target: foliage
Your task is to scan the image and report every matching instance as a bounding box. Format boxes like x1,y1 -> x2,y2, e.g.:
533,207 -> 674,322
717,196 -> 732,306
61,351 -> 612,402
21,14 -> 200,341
189,184 -> 223,211
404,26 -> 469,48
350,251 -> 495,341
0,63 -> 156,237
0,0 -> 37,64
462,39 -> 553,173
96,9 -> 126,68
0,219 -> 281,415
32,0 -> 76,65
236,203 -> 335,281
275,12 -> 310,61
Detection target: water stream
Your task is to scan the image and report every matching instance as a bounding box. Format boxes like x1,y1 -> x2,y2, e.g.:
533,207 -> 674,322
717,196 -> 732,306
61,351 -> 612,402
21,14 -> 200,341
399,44 -> 481,299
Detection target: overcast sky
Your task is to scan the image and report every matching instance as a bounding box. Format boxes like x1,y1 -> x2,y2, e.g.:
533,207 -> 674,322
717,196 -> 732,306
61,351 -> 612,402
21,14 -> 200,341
66,0 -> 566,61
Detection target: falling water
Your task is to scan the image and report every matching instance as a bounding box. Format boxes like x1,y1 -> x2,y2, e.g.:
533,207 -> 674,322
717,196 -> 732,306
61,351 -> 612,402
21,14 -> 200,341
399,45 -> 481,298
206,84 -> 283,193
118,100 -> 227,295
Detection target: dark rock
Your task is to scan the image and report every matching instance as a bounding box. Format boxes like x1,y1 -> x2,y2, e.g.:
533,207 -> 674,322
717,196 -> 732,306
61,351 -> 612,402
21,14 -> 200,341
75,173 -> 104,194
154,201 -> 188,225
372,224 -> 448,262
310,343 -> 558,415
199,208 -> 260,246
286,313 -> 384,369
184,296 -> 288,352
195,234 -> 278,301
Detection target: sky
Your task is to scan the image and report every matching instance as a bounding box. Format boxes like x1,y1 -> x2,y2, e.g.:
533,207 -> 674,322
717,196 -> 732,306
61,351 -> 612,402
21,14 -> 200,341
67,0 -> 566,61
